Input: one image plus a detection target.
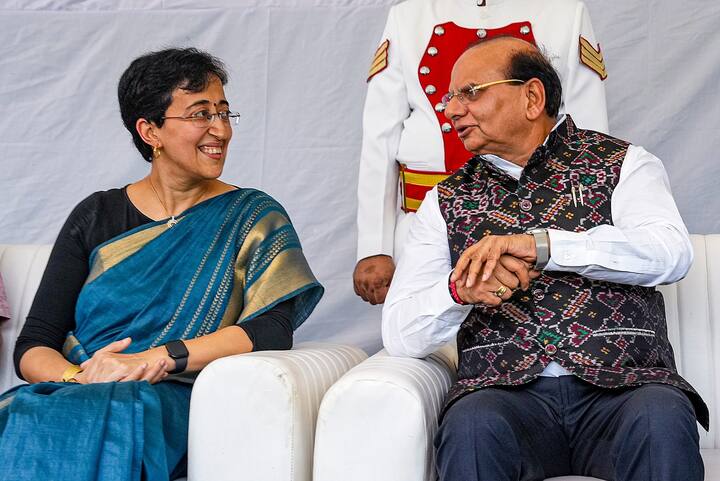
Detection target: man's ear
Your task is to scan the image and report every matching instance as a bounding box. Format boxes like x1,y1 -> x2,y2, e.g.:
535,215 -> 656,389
524,78 -> 546,121
136,118 -> 161,149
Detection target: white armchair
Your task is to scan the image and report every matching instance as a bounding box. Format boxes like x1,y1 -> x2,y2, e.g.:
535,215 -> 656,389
313,234 -> 720,481
0,244 -> 368,481
188,343 -> 367,481
314,344 -> 456,481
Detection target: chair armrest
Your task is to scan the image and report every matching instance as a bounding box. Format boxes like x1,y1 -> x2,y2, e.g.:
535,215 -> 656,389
187,342 -> 367,481
313,344 -> 457,481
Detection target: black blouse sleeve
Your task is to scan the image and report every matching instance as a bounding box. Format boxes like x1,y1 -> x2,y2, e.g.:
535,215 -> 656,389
13,196 -> 96,378
239,299 -> 295,351
14,189 -> 150,379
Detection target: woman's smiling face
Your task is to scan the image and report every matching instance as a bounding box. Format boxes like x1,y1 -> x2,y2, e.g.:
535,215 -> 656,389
154,75 -> 233,181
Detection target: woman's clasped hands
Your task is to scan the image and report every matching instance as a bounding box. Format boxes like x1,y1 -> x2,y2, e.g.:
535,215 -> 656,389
75,337 -> 171,384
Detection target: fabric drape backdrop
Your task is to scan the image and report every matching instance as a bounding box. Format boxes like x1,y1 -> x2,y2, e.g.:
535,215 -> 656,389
1,0 -> 718,354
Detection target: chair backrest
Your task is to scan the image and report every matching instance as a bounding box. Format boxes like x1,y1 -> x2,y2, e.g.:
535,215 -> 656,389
1,237 -> 718,448
658,235 -> 719,448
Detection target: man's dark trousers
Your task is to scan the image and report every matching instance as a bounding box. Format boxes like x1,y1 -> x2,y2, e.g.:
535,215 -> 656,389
435,376 -> 703,481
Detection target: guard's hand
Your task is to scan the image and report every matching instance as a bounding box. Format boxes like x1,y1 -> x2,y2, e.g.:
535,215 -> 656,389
451,234 -> 537,288
353,255 -> 395,305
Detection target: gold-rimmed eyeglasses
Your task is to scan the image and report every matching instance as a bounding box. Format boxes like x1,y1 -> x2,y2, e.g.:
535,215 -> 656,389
162,110 -> 241,128
441,79 -> 525,108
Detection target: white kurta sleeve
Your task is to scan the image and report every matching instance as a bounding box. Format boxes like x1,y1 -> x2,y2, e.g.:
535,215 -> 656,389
561,1 -> 609,134
546,145 -> 693,286
382,188 -> 473,358
356,6 -> 410,261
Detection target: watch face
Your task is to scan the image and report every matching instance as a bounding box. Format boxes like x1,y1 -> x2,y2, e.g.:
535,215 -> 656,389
166,340 -> 189,359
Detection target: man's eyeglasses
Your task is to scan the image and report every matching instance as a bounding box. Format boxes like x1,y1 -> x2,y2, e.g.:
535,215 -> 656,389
441,79 -> 525,108
162,110 -> 241,128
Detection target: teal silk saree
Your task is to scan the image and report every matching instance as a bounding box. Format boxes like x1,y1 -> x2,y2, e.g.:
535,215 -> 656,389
0,188 -> 323,481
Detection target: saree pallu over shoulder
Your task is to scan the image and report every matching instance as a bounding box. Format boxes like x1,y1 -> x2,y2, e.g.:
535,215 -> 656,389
65,188 -> 323,362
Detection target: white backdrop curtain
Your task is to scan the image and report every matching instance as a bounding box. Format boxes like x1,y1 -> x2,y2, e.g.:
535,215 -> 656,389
1,0 -> 718,354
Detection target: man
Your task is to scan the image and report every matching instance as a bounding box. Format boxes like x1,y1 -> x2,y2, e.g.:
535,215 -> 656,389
354,0 -> 610,305
382,37 -> 707,480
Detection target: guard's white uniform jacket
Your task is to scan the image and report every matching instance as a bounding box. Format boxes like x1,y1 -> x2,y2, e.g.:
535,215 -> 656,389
357,0 -> 609,262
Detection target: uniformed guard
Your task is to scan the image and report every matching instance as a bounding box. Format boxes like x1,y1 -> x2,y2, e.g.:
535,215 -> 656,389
354,0 -> 609,305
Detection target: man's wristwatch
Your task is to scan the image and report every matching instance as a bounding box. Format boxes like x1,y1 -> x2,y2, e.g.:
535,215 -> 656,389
165,340 -> 189,374
526,228 -> 550,270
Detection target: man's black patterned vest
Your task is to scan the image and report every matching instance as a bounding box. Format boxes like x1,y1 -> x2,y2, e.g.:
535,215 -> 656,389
437,116 -> 708,429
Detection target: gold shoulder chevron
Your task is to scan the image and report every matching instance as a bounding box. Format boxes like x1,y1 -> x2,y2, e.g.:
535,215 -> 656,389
579,35 -> 607,80
367,39 -> 389,82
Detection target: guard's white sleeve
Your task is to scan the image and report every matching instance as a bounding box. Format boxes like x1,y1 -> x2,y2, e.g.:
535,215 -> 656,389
562,1 -> 609,133
356,6 -> 409,261
546,145 -> 693,286
382,188 -> 473,358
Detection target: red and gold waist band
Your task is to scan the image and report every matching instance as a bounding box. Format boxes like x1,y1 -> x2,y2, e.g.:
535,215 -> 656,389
399,164 -> 451,213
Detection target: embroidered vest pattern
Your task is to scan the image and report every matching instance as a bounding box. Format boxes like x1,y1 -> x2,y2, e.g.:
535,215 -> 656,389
437,116 -> 708,428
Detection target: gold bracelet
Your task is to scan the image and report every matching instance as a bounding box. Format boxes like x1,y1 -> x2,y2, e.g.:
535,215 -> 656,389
61,364 -> 83,383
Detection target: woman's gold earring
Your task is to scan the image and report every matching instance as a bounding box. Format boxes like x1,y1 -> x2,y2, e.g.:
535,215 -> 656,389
153,146 -> 161,159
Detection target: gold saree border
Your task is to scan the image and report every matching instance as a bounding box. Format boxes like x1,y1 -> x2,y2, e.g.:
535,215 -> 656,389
86,223 -> 171,284
241,248 -> 316,321
220,210 -> 318,326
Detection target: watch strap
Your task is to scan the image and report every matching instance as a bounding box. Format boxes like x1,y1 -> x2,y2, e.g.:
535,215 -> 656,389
528,229 -> 550,270
165,340 -> 189,374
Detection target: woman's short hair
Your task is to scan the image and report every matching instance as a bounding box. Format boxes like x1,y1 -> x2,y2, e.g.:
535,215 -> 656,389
118,47 -> 228,162
505,47 -> 562,119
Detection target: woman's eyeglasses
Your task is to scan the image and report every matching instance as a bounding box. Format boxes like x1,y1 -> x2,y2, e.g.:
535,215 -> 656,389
162,110 -> 241,128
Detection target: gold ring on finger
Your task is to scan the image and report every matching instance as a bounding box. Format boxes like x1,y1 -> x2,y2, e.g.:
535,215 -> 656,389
494,285 -> 508,298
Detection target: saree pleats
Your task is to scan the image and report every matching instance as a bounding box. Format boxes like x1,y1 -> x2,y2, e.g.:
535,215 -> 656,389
0,381 -> 191,481
1,188 -> 322,480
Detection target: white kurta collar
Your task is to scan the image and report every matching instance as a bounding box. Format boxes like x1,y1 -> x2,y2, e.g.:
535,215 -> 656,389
482,115 -> 566,180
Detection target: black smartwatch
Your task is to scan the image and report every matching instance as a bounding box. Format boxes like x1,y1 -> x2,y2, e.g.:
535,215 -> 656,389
165,340 -> 189,374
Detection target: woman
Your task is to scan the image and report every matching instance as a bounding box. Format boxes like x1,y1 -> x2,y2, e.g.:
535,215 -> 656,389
0,48 -> 323,480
